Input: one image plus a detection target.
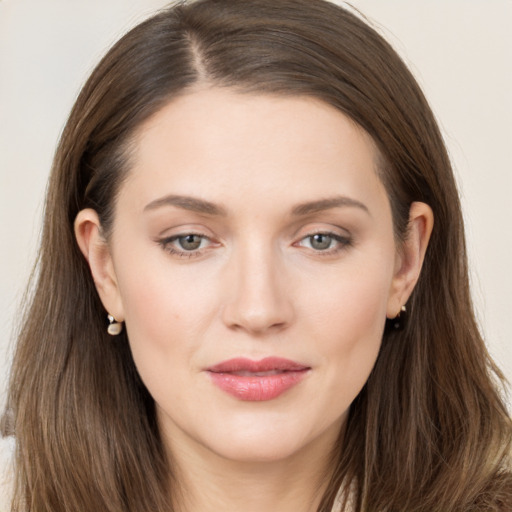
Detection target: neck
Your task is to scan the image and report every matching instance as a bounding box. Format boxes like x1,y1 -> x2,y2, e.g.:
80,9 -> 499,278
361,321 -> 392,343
166,423 -> 342,512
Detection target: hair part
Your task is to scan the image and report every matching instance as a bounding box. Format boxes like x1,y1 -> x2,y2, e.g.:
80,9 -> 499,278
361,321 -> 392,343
4,1 -> 511,510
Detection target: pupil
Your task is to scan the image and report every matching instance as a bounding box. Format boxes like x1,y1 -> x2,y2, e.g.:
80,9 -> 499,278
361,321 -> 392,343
311,234 -> 331,250
179,235 -> 202,250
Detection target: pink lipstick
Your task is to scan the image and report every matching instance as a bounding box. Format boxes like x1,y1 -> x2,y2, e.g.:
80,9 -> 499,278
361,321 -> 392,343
206,357 -> 310,401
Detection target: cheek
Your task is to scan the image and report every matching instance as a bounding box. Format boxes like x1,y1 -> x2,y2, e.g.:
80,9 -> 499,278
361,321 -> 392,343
116,246 -> 216,332
114,270 -> 208,414
312,279 -> 387,361
304,248 -> 392,337
300,259 -> 392,394
121,273 -> 182,344
111,252 -> 216,382
112,248 -> 236,401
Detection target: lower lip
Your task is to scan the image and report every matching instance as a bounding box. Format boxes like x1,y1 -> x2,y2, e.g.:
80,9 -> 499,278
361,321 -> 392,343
208,370 -> 308,401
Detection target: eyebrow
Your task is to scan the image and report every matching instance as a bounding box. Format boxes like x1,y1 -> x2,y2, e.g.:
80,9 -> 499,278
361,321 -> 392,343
291,196 -> 370,216
144,194 -> 227,216
143,194 -> 369,217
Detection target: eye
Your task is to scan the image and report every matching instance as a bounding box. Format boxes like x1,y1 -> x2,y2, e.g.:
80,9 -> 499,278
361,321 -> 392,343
158,233 -> 214,258
307,233 -> 335,251
296,231 -> 351,254
175,234 -> 205,251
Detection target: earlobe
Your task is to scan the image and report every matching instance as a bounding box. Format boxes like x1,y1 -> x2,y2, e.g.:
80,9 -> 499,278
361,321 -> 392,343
387,202 -> 434,318
74,209 -> 125,321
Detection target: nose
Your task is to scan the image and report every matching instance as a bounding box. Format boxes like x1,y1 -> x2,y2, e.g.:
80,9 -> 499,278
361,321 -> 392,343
221,242 -> 294,335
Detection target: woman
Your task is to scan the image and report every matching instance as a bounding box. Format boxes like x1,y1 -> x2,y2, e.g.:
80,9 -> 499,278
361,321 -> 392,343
2,0 -> 511,510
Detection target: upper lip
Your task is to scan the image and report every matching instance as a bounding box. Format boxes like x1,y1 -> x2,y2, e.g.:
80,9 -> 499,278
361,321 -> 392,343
207,357 -> 310,373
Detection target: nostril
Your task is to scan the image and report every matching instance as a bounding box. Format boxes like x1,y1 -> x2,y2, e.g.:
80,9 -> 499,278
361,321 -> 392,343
222,293 -> 294,334
225,310 -> 289,334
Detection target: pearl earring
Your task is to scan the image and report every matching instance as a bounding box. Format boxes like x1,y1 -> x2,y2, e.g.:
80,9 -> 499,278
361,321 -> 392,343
107,314 -> 123,335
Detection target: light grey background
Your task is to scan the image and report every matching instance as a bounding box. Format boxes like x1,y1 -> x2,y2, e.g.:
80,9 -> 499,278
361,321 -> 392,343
1,0 -> 511,426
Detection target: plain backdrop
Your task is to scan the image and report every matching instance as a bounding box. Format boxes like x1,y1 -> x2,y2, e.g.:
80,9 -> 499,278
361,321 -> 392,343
1,0 -> 511,419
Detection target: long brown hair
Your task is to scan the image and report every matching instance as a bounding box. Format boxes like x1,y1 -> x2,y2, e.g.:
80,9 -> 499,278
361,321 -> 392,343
4,0 -> 511,510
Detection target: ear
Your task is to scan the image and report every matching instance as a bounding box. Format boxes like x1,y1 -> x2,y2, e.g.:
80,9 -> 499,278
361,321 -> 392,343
386,202 -> 434,318
74,208 -> 125,321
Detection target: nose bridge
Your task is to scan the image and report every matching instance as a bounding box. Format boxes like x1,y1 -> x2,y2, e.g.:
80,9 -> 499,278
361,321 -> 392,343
222,235 -> 293,333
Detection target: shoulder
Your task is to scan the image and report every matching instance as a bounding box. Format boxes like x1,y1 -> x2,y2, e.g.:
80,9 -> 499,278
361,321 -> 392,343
0,436 -> 15,512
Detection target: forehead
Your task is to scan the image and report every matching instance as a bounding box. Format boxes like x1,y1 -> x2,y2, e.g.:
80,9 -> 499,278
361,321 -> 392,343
122,88 -> 388,216
134,88 -> 377,159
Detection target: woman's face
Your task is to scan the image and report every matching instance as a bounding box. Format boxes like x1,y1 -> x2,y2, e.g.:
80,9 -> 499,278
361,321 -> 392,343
92,89 -> 409,463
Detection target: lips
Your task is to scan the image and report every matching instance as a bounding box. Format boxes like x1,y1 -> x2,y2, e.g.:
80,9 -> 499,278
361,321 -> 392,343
206,357 -> 310,401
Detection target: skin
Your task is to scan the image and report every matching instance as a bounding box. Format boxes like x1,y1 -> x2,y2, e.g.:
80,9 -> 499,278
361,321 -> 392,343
75,88 -> 433,512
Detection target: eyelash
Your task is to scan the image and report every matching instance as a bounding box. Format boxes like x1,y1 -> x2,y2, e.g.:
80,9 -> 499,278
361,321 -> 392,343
157,231 -> 352,259
158,233 -> 214,259
294,231 -> 352,256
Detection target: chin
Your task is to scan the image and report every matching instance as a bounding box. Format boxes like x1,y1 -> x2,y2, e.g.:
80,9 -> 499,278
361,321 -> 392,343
206,432 -> 314,463
190,408 -> 344,465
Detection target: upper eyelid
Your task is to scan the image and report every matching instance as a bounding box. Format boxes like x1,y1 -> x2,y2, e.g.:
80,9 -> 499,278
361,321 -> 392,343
157,227 -> 351,242
155,223 -> 352,247
292,223 -> 351,239
163,231 -> 211,240
156,223 -> 215,237
160,232 -> 214,248
295,231 -> 351,245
